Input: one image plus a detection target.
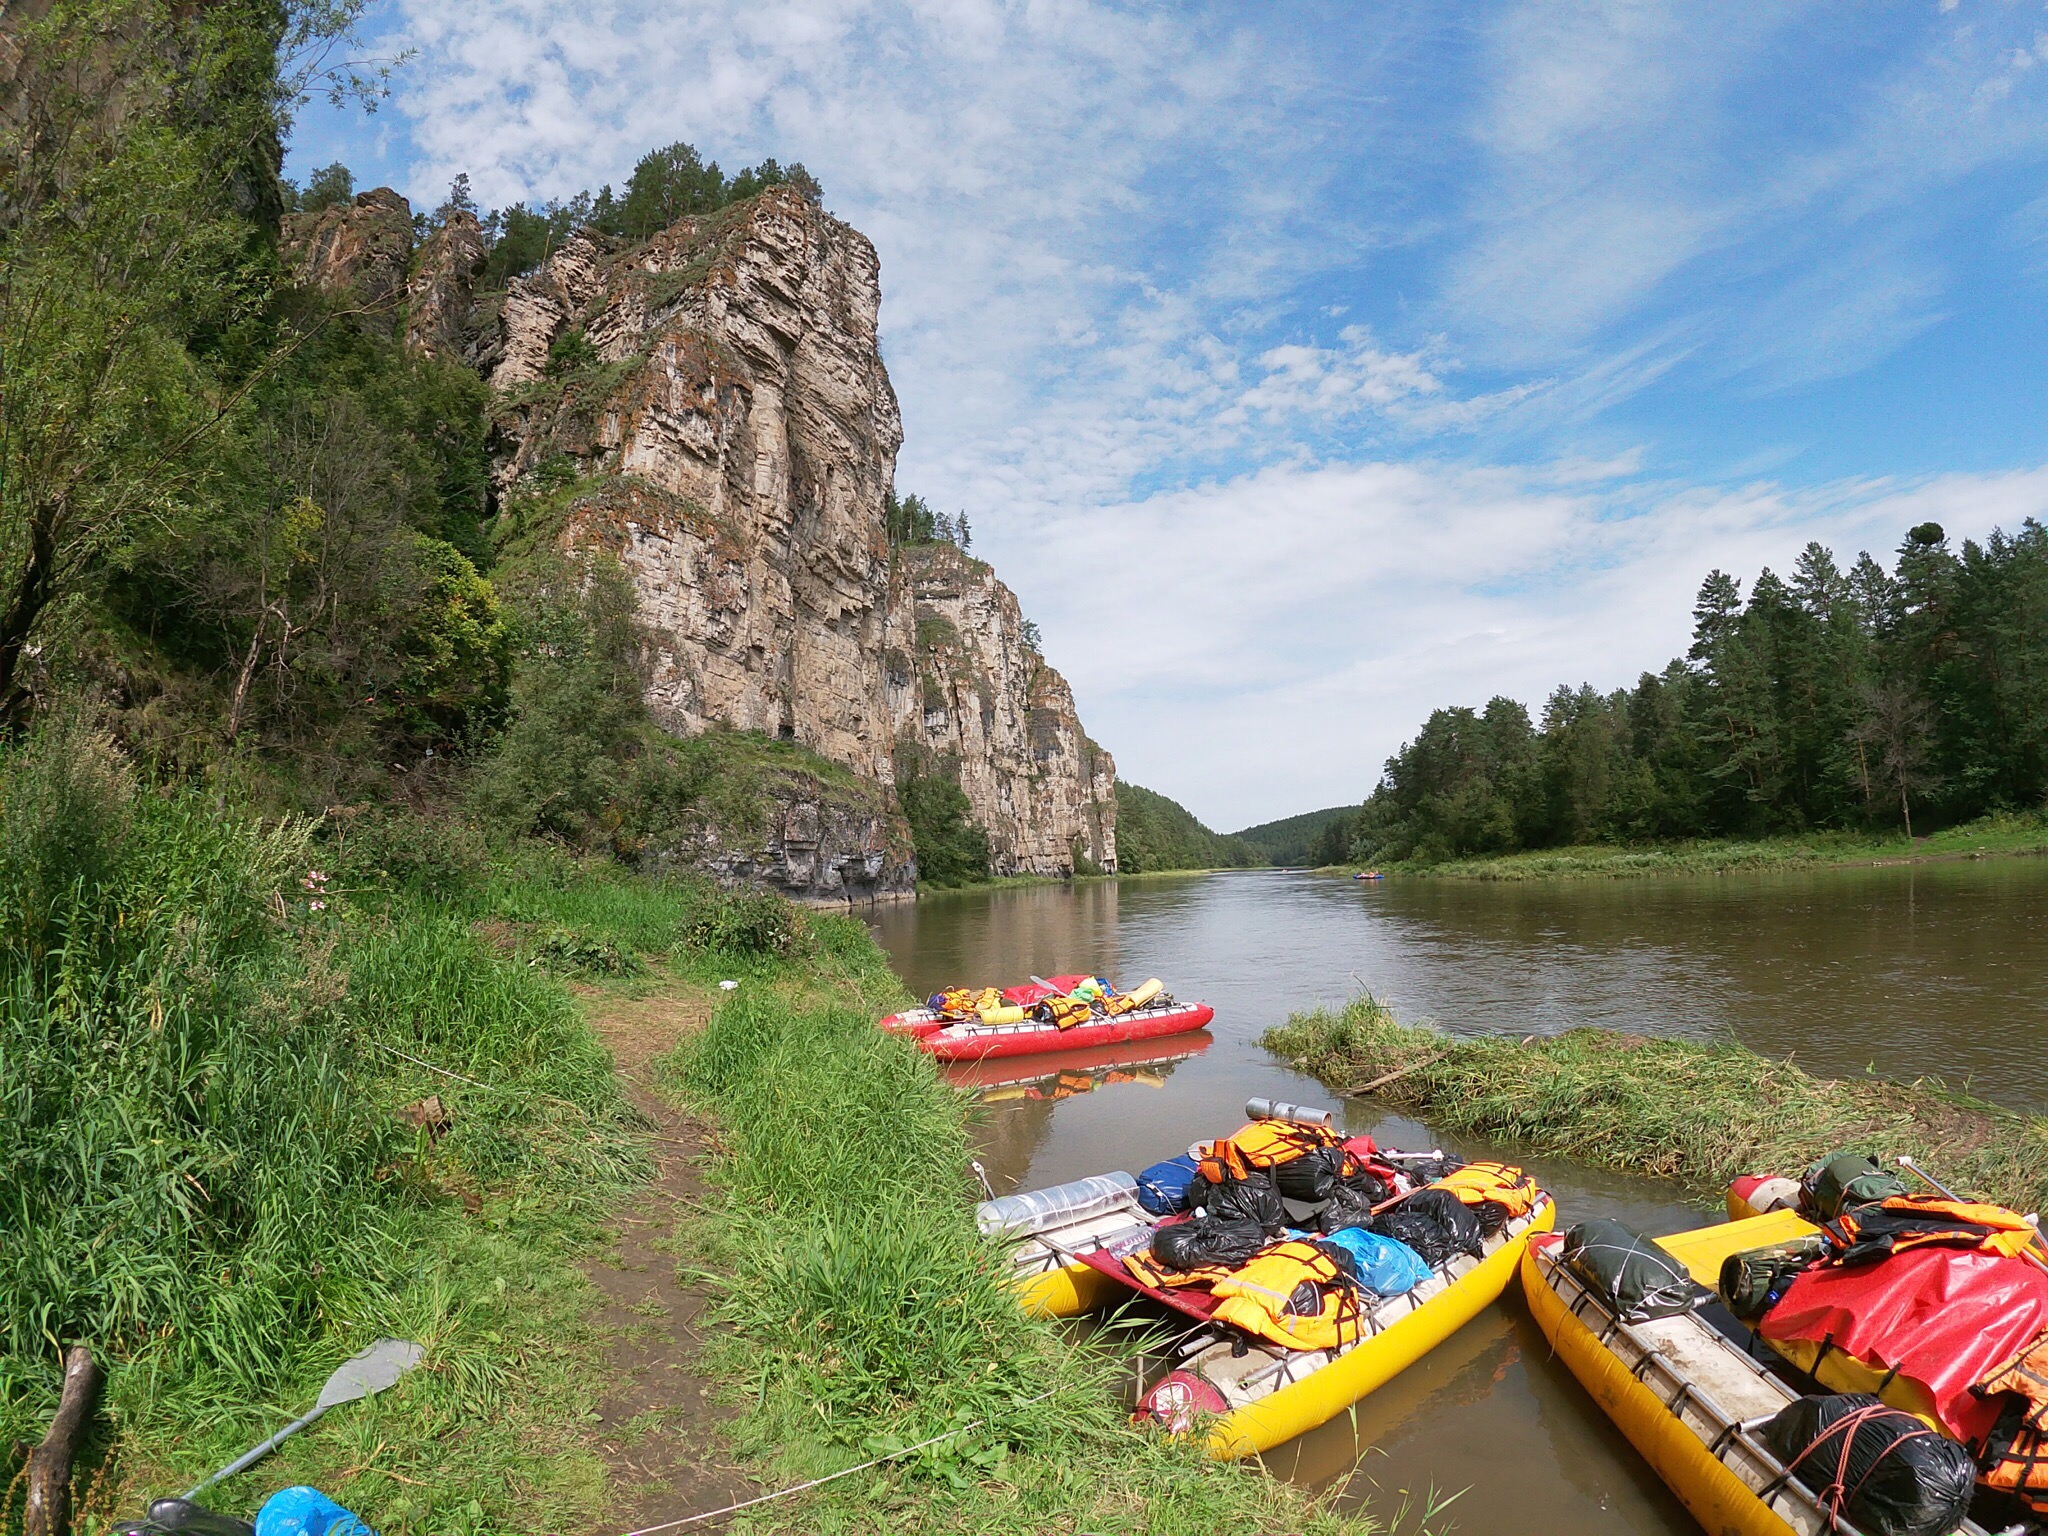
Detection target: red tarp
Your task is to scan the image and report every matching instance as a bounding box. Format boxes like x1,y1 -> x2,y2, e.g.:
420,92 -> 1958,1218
1077,1247 -> 1223,1321
1760,1247 -> 2048,1442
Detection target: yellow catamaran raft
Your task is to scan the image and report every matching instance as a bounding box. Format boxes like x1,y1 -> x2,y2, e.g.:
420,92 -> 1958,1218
1523,1212 -> 1999,1536
977,1099 -> 1556,1460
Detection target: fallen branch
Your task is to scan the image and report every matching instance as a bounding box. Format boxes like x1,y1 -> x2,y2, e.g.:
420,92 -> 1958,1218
1342,1052 -> 1448,1097
25,1346 -> 101,1536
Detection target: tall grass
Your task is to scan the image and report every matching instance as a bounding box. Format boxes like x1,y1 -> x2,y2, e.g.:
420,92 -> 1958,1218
1,719 -> 653,1533
1266,998 -> 2048,1211
667,961 -> 1406,1534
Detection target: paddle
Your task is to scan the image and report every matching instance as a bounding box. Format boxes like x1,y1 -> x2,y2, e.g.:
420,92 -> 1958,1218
174,1339 -> 425,1503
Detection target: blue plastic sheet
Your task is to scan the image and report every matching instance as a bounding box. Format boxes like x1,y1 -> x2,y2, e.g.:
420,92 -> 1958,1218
1318,1226 -> 1432,1295
255,1487 -> 376,1536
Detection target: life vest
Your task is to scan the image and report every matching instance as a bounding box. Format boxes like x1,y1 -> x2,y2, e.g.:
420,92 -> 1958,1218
1978,1333 -> 2048,1515
1822,1196 -> 2039,1267
932,985 -> 1003,1020
1103,978 -> 1165,1016
1433,1161 -> 1541,1219
1037,996 -> 1096,1030
1211,1240 -> 1365,1352
1223,1119 -> 1340,1171
1124,1248 -> 1243,1291
1193,1138 -> 1254,1187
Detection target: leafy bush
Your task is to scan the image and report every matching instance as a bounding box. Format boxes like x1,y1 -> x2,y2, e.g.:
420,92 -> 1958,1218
324,804 -> 490,897
684,888 -> 810,958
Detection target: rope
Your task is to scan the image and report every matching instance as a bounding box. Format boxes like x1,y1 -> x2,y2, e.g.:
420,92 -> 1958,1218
618,1390 -> 1056,1536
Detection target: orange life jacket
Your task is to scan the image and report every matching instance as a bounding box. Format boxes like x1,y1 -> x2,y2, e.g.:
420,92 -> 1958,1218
1224,1119 -> 1339,1171
1193,1138 -> 1254,1188
1123,1248 -> 1244,1291
1433,1161 -> 1541,1219
1039,996 -> 1096,1030
1822,1195 -> 2039,1267
1211,1240 -> 1364,1352
1978,1333 -> 2048,1515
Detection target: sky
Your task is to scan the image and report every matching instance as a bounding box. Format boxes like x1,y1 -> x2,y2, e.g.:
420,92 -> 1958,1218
289,0 -> 2048,832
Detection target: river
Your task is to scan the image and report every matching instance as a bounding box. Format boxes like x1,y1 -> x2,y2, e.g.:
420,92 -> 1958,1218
869,859 -> 2048,1534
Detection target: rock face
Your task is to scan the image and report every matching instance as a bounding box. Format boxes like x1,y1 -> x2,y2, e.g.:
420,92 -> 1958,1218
283,186 -> 1117,890
405,210 -> 486,359
281,189 -> 412,333
894,545 -> 1115,873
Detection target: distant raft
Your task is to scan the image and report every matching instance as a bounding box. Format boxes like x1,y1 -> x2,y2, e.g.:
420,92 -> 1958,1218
879,974 -> 1215,1061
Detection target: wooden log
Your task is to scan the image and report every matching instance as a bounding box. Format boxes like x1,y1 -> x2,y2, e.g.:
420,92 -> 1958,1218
1342,1051 -> 1447,1097
25,1346 -> 101,1536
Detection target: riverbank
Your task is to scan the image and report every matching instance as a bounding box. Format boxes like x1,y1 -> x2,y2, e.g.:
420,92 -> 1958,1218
654,913 -> 1391,1534
1265,998 -> 2048,1213
24,778 -> 1395,1533
1321,811 -> 2048,881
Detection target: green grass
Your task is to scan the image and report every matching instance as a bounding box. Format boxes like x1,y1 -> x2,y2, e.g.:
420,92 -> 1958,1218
0,718 -> 824,1533
1324,810 -> 2048,881
660,935 -> 1415,1534
1265,997 -> 2048,1211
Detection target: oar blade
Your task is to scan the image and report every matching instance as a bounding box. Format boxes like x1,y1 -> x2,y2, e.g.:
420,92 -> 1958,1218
314,1337 -> 424,1410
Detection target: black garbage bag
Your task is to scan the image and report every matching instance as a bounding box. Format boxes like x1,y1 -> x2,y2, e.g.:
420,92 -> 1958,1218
1800,1152 -> 1909,1221
1149,1217 -> 1268,1273
1560,1218 -> 1708,1322
1369,1188 -> 1484,1268
1383,1151 -> 1464,1184
1274,1145 -> 1346,1203
1338,1165 -> 1396,1205
1760,1394 -> 1976,1536
1718,1236 -> 1828,1323
1316,1183 -> 1382,1234
1191,1168 -> 1285,1235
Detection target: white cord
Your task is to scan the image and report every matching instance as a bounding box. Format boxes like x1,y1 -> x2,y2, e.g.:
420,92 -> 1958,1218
619,1391 -> 1056,1536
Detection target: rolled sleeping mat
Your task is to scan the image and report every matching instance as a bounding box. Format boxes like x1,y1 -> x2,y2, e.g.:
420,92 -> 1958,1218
1244,1097 -> 1333,1128
976,1170 -> 1139,1237
976,1005 -> 1028,1025
1125,977 -> 1165,1007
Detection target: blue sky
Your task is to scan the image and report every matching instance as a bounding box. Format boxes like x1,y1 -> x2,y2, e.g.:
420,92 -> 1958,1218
291,1 -> 2048,830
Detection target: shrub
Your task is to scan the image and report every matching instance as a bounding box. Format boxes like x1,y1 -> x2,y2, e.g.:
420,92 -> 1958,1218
684,888 -> 810,958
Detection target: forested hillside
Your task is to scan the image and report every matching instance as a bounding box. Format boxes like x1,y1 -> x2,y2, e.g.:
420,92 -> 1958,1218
1234,806 -> 1358,866
1329,524 -> 2048,865
1114,783 -> 1263,872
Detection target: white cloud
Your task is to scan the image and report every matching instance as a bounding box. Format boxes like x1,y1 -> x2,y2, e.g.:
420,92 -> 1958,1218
1015,461 -> 2048,829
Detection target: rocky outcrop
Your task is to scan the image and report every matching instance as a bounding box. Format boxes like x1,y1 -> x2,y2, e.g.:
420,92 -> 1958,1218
284,185 -> 1118,886
893,545 -> 1116,873
662,759 -> 915,903
281,188 -> 412,333
405,210 -> 486,359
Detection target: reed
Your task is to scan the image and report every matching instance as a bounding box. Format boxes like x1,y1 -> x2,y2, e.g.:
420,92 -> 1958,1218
1265,997 -> 2048,1212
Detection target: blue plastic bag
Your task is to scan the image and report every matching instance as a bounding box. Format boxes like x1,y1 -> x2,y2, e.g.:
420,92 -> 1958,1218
1319,1227 -> 1432,1296
255,1487 -> 377,1536
1135,1154 -> 1202,1215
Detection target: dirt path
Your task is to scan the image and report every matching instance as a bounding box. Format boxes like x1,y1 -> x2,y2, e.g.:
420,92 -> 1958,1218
576,985 -> 754,1536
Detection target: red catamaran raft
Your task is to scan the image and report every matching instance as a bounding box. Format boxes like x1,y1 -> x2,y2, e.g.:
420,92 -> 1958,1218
879,973 -> 1215,1062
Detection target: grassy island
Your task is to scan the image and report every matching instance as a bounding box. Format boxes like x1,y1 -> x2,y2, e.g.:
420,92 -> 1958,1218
1265,997 -> 2048,1214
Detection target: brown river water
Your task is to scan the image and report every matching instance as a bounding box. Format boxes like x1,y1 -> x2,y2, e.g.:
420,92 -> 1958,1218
869,860 -> 2048,1534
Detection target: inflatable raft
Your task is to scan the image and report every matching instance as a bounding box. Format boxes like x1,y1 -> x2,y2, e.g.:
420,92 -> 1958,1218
977,1100 -> 1554,1460
1521,1215 -> 1997,1536
1133,1186 -> 1553,1458
922,997 -> 1215,1062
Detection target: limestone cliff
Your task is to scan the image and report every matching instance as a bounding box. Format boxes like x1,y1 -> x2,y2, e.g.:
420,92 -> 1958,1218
284,186 -> 1117,891
281,189 -> 412,334
893,545 -> 1115,874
